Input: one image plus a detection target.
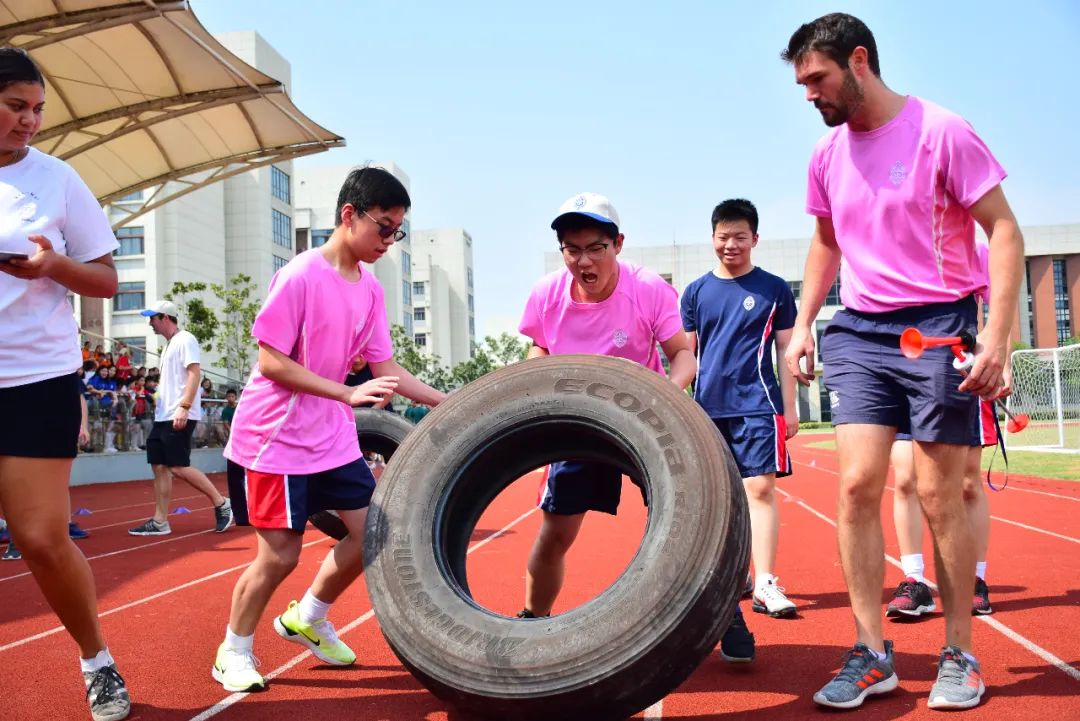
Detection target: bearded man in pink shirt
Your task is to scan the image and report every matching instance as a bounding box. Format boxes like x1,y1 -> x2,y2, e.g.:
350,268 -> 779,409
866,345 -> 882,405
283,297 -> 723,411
780,13 -> 1024,712
516,193 -> 697,624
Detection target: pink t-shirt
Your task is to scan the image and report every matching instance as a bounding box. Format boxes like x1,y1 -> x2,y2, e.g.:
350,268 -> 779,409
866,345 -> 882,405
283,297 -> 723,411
225,249 -> 393,475
518,261 -> 683,373
806,96 -> 1006,313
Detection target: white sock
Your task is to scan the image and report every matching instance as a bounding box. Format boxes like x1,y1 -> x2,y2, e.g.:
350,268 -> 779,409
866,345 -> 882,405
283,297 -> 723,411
299,590 -> 331,625
224,626 -> 254,652
80,648 -> 114,675
869,647 -> 889,661
754,572 -> 775,591
962,651 -> 978,665
900,553 -> 926,583
975,561 -> 987,581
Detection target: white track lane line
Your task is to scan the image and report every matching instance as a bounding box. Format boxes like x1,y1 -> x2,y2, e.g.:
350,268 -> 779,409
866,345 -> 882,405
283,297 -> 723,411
775,486 -> 1080,683
0,537 -> 332,654
643,700 -> 664,719
188,506 -> 541,721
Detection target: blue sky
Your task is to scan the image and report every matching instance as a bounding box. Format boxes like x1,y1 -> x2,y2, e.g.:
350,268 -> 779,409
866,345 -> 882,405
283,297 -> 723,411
195,1 -> 1080,337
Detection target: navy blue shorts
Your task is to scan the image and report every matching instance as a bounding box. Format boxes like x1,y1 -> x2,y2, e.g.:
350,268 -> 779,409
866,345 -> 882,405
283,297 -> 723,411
821,297 -> 979,445
538,461 -> 646,516
226,457 -> 376,531
712,414 -> 792,479
895,399 -> 997,447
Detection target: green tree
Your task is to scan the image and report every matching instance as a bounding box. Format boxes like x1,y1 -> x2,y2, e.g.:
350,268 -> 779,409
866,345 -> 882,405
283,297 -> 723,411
480,332 -> 530,366
164,281 -> 218,351
389,324 -> 453,392
210,274 -> 261,381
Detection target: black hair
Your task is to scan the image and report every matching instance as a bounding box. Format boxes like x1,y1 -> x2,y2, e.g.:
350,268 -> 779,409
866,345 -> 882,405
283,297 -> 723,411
711,198 -> 759,234
552,214 -> 619,243
225,388 -> 237,396
0,48 -> 44,93
781,13 -> 881,78
334,166 -> 411,227
82,359 -> 97,373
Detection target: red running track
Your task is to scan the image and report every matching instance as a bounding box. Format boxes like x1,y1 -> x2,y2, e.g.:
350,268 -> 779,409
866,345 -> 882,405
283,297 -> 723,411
1,437 -> 1077,720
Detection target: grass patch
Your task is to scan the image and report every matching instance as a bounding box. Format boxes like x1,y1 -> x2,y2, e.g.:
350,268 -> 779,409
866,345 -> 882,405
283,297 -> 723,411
802,434 -> 1078,481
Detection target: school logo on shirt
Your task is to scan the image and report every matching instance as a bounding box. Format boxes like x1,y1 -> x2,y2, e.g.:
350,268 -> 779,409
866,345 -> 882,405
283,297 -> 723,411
742,296 -> 755,311
612,328 -> 628,348
889,161 -> 907,186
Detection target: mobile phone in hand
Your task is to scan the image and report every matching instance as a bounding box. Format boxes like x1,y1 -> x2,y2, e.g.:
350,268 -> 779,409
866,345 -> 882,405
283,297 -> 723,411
0,251 -> 29,263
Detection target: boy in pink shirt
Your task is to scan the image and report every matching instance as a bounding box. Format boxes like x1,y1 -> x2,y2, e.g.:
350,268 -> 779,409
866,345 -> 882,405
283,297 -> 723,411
214,167 -> 446,692
516,192 -> 696,619
781,14 -> 1024,711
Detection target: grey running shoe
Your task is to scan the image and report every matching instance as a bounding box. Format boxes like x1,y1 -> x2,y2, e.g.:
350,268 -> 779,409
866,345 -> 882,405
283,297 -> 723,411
928,646 -> 985,710
84,665 -> 131,721
128,519 -> 171,536
214,498 -> 234,533
813,641 -> 899,709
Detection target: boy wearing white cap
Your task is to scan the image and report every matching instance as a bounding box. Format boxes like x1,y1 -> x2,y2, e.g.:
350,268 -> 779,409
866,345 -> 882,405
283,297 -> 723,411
516,192 -> 696,616
128,299 -> 233,537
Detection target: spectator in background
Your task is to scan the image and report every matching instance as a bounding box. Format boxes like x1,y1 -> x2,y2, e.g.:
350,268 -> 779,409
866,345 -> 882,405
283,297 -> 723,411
404,402 -> 429,424
81,341 -> 91,361
93,344 -> 105,366
135,366 -> 146,381
212,388 -> 238,446
100,352 -> 113,369
115,349 -> 131,381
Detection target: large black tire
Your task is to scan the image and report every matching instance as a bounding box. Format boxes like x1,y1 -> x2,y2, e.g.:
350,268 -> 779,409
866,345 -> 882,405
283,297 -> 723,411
308,408 -> 414,540
364,354 -> 749,721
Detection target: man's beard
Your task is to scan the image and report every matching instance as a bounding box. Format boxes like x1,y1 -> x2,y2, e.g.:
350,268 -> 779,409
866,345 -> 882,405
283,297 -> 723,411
817,70 -> 864,127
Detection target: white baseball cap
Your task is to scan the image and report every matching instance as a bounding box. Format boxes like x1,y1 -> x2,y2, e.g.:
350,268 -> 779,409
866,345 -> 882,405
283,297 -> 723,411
140,300 -> 179,317
551,192 -> 620,230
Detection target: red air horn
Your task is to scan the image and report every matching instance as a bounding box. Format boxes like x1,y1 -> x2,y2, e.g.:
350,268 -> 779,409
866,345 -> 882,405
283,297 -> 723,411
899,327 -> 1029,433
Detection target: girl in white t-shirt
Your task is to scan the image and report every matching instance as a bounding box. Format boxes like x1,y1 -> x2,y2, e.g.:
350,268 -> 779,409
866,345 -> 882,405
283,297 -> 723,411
0,48 -> 130,721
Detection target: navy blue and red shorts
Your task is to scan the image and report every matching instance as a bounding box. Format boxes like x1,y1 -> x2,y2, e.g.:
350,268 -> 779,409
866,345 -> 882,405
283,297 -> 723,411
822,296 -> 979,446
226,457 -> 376,531
537,462 -> 646,516
895,398 -> 998,448
712,414 -> 792,479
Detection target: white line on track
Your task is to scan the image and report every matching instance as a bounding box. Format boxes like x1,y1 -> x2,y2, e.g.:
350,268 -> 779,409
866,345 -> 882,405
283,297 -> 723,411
775,486 -> 1080,683
0,528 -> 220,584
0,537 -> 332,654
643,700 -> 664,719
188,506 -> 541,721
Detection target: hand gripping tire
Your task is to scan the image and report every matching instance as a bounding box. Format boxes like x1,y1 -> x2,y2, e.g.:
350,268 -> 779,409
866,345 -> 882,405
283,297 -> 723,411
363,355 -> 750,720
307,408 -> 414,540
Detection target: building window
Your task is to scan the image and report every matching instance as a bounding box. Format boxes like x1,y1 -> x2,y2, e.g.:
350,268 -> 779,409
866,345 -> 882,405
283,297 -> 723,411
469,318 -> 475,337
272,209 -> 292,249
824,278 -> 842,306
414,307 -> 426,321
273,255 -> 288,272
788,280 -> 802,300
468,294 -> 474,313
311,228 -> 332,248
116,190 -> 143,203
402,280 -> 412,307
414,333 -> 426,348
404,314 -> 413,337
818,379 -> 832,423
114,226 -> 145,256
400,250 -> 411,278
467,267 -> 474,289
659,273 -> 673,285
114,337 -> 147,364
413,281 -> 425,297
271,166 -> 291,204
114,282 -> 145,312
1054,258 -> 1071,345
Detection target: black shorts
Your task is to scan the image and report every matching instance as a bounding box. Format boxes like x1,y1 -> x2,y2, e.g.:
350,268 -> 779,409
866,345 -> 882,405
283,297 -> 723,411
146,421 -> 197,467
0,373 -> 81,459
538,461 -> 647,516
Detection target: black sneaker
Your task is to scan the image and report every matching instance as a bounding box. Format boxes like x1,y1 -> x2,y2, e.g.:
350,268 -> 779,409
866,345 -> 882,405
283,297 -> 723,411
516,609 -> 538,619
972,577 -> 993,615
719,608 -> 755,663
128,519 -> 170,536
886,577 -> 936,617
84,664 -> 131,721
69,522 -> 90,540
2,541 -> 21,561
214,499 -> 234,533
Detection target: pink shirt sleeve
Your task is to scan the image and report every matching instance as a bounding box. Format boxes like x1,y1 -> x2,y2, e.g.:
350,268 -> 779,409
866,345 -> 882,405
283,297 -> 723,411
518,282 -> 548,348
647,274 -> 684,343
806,143 -> 832,218
941,115 -> 1007,210
251,268 -> 303,357
360,281 -> 393,364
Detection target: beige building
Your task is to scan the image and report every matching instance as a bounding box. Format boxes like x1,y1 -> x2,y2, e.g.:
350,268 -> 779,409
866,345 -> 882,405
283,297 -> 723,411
411,229 -> 476,368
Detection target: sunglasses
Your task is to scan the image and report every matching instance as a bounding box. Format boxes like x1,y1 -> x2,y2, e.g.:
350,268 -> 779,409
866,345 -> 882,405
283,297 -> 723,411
362,211 -> 407,242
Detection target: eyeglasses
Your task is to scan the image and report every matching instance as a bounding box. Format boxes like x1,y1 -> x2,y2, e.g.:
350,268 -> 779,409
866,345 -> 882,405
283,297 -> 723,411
559,242 -> 610,262
362,211 -> 407,241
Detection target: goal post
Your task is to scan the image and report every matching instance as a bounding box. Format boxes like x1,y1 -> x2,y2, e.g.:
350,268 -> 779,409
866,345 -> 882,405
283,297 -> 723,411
1005,343 -> 1080,453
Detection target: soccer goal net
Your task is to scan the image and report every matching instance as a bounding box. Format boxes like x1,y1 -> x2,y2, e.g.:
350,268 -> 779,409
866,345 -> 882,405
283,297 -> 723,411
1006,343 -> 1080,453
